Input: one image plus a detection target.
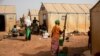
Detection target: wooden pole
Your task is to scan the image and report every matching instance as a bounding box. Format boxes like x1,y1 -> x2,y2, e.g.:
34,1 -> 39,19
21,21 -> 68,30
85,14 -> 87,32
77,14 -> 78,31
63,14 -> 67,41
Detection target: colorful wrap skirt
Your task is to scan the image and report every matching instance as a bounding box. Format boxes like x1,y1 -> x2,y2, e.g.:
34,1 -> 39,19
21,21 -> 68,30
51,39 -> 59,55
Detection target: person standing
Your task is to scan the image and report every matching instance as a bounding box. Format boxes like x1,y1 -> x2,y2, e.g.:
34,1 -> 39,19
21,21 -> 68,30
32,17 -> 39,34
51,20 -> 62,56
88,27 -> 91,49
24,16 -> 32,40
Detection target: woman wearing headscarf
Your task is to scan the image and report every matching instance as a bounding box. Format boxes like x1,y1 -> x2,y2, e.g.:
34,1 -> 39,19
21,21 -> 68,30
51,20 -> 62,56
24,16 -> 32,40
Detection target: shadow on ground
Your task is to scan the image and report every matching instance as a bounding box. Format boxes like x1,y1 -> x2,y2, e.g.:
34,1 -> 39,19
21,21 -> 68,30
6,37 -> 26,41
68,47 -> 88,56
20,51 -> 52,56
20,47 -> 88,56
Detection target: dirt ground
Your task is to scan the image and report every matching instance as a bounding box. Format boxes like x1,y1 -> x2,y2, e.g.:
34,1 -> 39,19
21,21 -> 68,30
0,35 -> 90,56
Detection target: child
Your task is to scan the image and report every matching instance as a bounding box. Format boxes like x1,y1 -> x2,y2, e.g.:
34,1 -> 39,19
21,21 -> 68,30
12,25 -> 18,37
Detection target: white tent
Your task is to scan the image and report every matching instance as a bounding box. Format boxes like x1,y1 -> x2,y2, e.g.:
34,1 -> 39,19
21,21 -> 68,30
39,3 -> 93,33
23,9 -> 39,21
0,5 -> 16,32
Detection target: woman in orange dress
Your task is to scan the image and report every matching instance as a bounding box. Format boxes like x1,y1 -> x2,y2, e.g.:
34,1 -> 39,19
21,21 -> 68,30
51,20 -> 62,56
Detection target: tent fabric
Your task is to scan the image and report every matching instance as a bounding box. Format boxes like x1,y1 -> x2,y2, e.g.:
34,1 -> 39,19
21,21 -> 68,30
6,14 -> 16,32
0,6 -> 5,13
39,3 -> 93,33
0,5 -> 16,32
79,5 -> 89,13
43,3 -> 93,14
0,5 -> 16,13
23,9 -> 39,20
31,9 -> 38,16
48,13 -> 90,32
43,3 -> 57,13
31,9 -> 39,20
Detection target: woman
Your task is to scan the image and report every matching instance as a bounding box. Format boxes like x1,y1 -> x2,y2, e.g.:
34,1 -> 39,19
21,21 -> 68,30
24,16 -> 32,40
51,20 -> 62,56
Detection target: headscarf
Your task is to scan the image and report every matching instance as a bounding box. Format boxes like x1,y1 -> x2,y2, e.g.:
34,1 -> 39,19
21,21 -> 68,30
25,16 -> 32,27
55,20 -> 60,25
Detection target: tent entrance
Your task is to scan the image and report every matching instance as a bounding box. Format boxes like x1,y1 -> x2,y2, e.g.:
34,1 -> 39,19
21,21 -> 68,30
0,15 -> 5,31
42,14 -> 48,31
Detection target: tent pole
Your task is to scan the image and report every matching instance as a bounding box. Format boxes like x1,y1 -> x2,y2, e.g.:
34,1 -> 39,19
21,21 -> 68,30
85,14 -> 87,32
75,13 -> 79,31
67,14 -> 68,33
63,14 -> 67,41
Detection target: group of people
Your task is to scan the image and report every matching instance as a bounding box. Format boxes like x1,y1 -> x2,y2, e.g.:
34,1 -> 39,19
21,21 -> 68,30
25,16 -> 48,40
24,16 -> 41,40
12,16 -> 47,41
11,16 -> 38,40
12,15 -> 91,56
25,16 -> 64,55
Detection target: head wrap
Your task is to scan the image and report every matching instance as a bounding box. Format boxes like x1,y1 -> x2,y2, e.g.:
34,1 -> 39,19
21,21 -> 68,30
55,20 -> 60,24
25,16 -> 31,26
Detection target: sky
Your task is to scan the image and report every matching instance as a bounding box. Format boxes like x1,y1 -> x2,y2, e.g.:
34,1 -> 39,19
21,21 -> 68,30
0,0 -> 99,19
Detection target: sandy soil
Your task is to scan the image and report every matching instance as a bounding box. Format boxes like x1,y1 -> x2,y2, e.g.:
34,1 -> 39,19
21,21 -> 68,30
0,35 -> 89,56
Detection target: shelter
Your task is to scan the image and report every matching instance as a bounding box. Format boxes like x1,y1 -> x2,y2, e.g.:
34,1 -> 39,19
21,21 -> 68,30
30,9 -> 39,20
39,3 -> 93,33
0,5 -> 16,33
23,9 -> 39,21
90,1 -> 100,55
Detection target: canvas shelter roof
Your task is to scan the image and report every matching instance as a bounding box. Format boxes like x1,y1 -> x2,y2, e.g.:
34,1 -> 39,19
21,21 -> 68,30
31,9 -> 39,16
23,9 -> 38,17
23,9 -> 39,21
0,5 -> 16,13
42,3 -> 93,14
91,1 -> 100,12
